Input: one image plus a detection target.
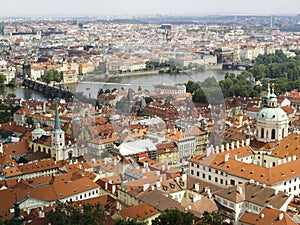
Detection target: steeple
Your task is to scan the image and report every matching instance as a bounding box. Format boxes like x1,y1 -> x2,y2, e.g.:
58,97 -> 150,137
51,98 -> 65,155
53,98 -> 63,133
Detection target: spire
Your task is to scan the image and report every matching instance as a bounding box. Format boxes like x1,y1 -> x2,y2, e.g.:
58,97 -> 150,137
53,98 -> 63,133
267,83 -> 271,98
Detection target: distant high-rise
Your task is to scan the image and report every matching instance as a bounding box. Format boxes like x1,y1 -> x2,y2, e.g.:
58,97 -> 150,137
270,15 -> 274,28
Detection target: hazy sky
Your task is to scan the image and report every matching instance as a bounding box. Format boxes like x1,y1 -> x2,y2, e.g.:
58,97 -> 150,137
1,0 -> 299,17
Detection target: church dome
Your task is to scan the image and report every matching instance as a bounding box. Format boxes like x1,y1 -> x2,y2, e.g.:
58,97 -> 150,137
257,107 -> 288,121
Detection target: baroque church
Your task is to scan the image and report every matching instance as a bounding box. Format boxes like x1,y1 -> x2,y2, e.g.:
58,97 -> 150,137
29,100 -> 78,161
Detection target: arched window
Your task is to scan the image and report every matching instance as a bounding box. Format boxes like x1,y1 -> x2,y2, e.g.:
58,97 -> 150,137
261,128 -> 264,138
271,129 -> 276,139
38,146 -> 41,152
272,162 -> 276,167
43,147 -> 46,152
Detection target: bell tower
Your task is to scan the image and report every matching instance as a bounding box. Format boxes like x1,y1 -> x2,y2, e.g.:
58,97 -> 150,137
51,99 -> 65,160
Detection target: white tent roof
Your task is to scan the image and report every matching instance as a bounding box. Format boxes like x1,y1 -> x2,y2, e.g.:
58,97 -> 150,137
119,139 -> 157,156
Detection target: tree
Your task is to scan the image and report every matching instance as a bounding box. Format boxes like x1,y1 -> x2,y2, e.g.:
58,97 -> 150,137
7,78 -> 16,87
41,69 -> 61,84
197,211 -> 223,225
0,218 -> 25,225
152,208 -> 194,225
6,93 -> 16,99
48,202 -> 105,225
115,218 -> 147,225
0,73 -> 6,87
192,88 -> 208,104
98,88 -> 104,95
144,97 -> 153,104
26,117 -> 34,125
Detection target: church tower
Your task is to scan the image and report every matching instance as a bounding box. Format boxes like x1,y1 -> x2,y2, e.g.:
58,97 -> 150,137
51,99 -> 65,160
255,84 -> 289,143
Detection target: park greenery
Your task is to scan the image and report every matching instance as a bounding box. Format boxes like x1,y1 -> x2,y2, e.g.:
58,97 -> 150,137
0,73 -> 6,87
48,202 -> 105,225
145,61 -> 181,74
0,103 -> 20,124
187,50 -> 300,104
40,69 -> 62,84
46,203 -> 224,225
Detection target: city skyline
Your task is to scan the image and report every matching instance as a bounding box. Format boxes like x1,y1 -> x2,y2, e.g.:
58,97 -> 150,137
1,0 -> 300,17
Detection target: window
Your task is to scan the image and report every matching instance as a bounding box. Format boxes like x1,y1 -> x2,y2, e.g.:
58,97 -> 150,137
209,175 -> 211,181
202,174 -> 206,179
215,177 -> 218,183
271,129 -> 276,139
197,172 -> 199,177
230,179 -> 235,185
229,203 -> 234,208
220,179 -> 223,184
261,128 -> 264,138
191,170 -> 194,175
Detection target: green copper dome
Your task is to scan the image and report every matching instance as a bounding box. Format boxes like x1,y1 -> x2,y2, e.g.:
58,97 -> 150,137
256,107 -> 288,121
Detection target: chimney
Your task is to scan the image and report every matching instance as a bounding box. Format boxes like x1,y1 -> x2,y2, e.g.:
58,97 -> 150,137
283,158 -> 287,164
205,188 -> 211,195
215,146 -> 219,154
143,184 -> 150,192
287,157 -> 291,162
277,159 -> 282,165
292,155 -> 297,161
236,141 -> 240,149
112,185 -> 116,194
234,155 -> 238,160
156,181 -> 161,188
160,176 -> 163,182
221,145 -> 224,152
241,140 -> 245,147
274,189 -> 279,195
226,143 -> 230,151
195,183 -> 200,192
225,153 -> 230,162
105,182 -> 108,190
231,142 -> 235,150
114,158 -> 117,166
237,186 -> 242,194
162,165 -> 166,171
246,138 -> 250,146
278,213 -> 284,221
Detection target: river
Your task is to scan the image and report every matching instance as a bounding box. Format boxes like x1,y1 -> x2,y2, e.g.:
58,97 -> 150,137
1,70 -> 239,100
